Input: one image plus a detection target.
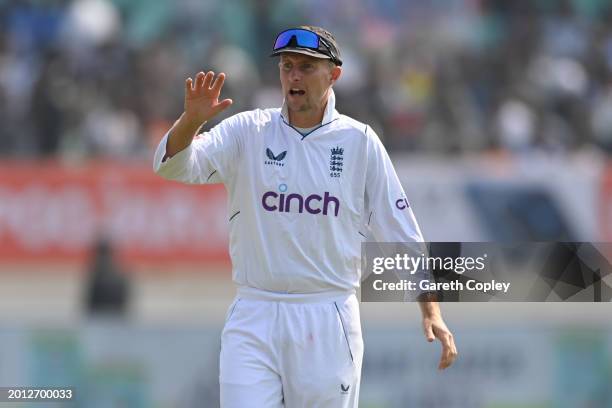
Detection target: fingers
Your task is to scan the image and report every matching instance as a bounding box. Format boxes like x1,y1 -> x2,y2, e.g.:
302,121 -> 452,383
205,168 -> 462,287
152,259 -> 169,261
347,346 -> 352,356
186,71 -> 226,95
185,71 -> 212,93
203,71 -> 214,89
424,317 -> 458,370
195,71 -> 206,89
438,333 -> 458,370
184,71 -> 232,120
185,72 -> 206,96
211,72 -> 226,93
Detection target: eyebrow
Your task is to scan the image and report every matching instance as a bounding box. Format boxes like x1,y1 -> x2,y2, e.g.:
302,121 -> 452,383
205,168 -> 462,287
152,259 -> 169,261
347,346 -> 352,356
280,57 -> 319,64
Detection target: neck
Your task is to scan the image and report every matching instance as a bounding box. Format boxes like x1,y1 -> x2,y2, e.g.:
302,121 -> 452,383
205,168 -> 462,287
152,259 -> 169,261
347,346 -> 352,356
288,104 -> 326,128
287,89 -> 331,128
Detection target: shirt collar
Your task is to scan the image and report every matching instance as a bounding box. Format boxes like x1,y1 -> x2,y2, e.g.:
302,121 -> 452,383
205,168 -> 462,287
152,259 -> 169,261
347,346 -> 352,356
280,88 -> 339,126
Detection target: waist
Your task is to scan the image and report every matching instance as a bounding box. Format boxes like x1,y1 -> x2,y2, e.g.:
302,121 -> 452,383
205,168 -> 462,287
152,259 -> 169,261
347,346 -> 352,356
236,285 -> 355,303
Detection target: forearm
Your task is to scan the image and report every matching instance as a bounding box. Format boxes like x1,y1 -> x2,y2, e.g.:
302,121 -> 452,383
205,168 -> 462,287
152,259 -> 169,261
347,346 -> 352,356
166,112 -> 206,157
418,292 -> 441,318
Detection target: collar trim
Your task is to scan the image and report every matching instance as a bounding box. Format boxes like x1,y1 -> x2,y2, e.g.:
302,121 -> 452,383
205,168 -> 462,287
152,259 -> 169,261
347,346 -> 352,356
280,116 -> 339,140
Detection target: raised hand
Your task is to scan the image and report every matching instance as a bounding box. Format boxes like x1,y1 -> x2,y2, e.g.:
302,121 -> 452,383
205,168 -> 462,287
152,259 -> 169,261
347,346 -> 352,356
163,71 -> 233,157
184,71 -> 233,125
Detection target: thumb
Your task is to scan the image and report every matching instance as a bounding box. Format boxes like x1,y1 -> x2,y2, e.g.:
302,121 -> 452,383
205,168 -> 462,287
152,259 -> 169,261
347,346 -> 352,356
214,98 -> 233,114
424,323 -> 435,342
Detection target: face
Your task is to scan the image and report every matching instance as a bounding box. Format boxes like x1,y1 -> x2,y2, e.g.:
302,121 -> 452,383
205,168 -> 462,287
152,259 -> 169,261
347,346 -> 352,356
279,53 -> 341,115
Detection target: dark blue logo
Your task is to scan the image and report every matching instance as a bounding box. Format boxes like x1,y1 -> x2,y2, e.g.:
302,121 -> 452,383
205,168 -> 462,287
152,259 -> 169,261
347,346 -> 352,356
396,197 -> 409,210
265,148 -> 286,167
330,146 -> 343,177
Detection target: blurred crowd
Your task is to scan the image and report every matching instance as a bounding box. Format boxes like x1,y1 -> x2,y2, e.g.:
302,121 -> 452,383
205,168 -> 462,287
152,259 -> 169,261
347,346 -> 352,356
1,0 -> 612,158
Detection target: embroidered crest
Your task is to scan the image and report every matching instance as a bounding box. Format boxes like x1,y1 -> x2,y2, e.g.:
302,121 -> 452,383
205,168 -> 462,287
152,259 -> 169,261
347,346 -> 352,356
330,146 -> 343,177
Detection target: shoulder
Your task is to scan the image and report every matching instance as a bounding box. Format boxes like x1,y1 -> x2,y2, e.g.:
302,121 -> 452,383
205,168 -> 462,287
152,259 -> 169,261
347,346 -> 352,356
334,114 -> 377,143
208,109 -> 280,140
222,108 -> 281,129
334,115 -> 387,158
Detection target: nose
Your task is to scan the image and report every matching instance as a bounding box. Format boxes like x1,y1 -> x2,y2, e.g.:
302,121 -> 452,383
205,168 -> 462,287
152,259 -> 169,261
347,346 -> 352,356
289,67 -> 302,82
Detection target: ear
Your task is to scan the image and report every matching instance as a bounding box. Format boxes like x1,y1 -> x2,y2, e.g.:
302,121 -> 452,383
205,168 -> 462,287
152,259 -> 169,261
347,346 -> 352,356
330,66 -> 342,84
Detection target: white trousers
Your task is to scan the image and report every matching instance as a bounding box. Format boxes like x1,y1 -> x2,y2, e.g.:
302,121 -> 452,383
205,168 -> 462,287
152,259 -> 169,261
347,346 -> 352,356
219,288 -> 363,408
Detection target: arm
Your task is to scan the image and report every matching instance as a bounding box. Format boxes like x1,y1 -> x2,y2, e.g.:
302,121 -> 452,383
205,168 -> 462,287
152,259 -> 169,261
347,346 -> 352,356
363,128 -> 457,370
153,71 -> 239,184
166,71 -> 233,158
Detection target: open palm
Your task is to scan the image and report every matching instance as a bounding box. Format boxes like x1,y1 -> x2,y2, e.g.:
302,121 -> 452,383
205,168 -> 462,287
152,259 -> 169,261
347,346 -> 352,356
184,71 -> 233,124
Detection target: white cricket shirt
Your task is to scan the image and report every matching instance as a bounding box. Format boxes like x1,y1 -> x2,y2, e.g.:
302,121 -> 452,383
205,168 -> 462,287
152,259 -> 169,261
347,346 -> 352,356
153,90 -> 424,294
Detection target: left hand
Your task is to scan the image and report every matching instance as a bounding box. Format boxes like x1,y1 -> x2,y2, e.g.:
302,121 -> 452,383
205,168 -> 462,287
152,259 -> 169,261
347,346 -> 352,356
422,314 -> 458,370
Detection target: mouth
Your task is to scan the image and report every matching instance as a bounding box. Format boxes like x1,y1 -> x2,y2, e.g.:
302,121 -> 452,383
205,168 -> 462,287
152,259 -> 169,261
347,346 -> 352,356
289,88 -> 306,96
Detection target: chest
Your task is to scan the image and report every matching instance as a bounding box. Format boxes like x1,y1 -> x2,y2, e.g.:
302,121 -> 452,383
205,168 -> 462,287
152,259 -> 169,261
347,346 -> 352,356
244,126 -> 366,217
265,127 -> 359,182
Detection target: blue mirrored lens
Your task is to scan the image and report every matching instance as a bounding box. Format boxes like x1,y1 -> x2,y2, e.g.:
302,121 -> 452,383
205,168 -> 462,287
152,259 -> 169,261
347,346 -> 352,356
273,29 -> 319,50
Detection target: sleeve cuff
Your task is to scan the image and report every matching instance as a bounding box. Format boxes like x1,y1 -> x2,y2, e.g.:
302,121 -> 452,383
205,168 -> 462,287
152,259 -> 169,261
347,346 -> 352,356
152,132 -> 194,174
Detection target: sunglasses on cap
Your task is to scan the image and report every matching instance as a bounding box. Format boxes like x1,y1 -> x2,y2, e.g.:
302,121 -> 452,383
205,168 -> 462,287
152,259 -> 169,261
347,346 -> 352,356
272,28 -> 342,66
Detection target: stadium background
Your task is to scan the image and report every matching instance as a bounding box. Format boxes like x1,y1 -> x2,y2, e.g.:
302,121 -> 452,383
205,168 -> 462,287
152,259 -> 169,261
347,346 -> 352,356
1,0 -> 612,406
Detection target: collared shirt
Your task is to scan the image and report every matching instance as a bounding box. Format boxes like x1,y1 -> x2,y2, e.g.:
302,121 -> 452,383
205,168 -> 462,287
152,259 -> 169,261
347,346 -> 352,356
153,89 -> 424,294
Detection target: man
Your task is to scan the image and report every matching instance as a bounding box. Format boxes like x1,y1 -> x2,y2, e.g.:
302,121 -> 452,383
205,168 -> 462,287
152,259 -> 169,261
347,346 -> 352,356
153,25 -> 457,408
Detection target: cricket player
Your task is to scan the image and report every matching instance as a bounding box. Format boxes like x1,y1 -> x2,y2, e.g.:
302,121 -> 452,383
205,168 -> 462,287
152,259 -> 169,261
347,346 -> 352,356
153,25 -> 457,408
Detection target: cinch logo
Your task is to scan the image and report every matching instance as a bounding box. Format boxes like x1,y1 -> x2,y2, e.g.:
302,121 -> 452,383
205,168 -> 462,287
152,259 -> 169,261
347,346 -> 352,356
265,148 -> 286,167
262,184 -> 340,216
396,197 -> 409,210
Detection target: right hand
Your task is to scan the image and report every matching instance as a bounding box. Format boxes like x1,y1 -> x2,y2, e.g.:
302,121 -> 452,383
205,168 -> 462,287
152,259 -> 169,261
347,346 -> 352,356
184,71 -> 233,126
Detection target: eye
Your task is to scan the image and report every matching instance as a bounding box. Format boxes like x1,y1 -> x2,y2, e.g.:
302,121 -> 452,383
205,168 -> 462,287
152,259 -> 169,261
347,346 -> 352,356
301,63 -> 314,71
282,63 -> 292,71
